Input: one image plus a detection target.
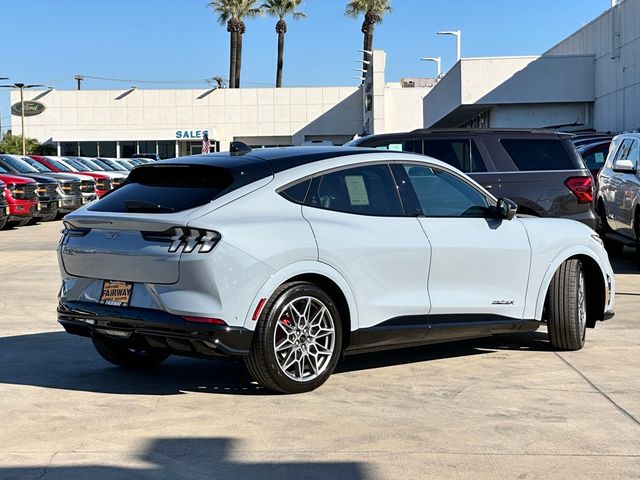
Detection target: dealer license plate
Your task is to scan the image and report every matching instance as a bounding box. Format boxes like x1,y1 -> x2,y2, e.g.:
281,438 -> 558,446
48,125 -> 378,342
100,280 -> 133,306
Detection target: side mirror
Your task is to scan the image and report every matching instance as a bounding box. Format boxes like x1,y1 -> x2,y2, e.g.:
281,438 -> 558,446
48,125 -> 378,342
613,159 -> 637,174
497,198 -> 518,221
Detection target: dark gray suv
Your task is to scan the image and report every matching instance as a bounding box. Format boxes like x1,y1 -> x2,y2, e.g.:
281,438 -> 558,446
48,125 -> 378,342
346,129 -> 596,228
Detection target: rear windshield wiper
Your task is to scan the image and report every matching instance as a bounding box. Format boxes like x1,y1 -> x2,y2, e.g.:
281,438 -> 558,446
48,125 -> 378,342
124,201 -> 175,213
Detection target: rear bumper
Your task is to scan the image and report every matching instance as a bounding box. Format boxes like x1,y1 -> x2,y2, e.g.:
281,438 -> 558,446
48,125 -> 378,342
57,300 -> 253,357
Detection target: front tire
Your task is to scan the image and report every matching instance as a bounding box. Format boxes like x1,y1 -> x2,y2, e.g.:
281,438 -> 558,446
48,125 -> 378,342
546,259 -> 587,351
245,282 -> 342,394
92,336 -> 170,368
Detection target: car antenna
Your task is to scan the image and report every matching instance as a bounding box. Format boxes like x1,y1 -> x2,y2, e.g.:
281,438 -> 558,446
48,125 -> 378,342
229,141 -> 252,155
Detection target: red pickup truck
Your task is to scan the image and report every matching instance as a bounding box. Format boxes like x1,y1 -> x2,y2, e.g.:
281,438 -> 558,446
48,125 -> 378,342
0,174 -> 39,228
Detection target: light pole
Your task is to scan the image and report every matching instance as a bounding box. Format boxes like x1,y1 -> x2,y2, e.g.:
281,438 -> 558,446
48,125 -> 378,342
421,57 -> 442,78
0,82 -> 44,155
437,30 -> 462,62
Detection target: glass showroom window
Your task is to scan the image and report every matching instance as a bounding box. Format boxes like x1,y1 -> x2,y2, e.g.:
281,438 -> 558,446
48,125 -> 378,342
158,141 -> 175,159
138,141 -> 157,154
79,142 -> 98,157
61,142 -> 78,156
120,141 -> 135,158
99,142 -> 116,157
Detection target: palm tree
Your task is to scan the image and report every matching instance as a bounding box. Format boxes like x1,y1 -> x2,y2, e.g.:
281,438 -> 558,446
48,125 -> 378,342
345,0 -> 392,78
261,0 -> 306,88
208,0 -> 260,88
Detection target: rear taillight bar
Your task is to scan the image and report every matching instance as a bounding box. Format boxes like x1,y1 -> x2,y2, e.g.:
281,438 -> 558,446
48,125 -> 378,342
142,227 -> 221,254
565,176 -> 593,204
61,221 -> 91,237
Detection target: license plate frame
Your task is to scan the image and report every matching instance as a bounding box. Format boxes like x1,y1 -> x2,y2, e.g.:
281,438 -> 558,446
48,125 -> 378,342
100,280 -> 133,307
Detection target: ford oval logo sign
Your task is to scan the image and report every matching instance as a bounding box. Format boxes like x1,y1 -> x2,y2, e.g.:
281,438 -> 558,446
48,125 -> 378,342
11,101 -> 46,117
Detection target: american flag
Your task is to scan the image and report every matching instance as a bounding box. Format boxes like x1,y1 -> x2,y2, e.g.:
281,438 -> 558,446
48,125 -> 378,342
202,132 -> 211,154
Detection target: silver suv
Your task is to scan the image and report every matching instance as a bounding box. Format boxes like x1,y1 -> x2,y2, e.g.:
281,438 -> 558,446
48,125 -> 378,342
596,131 -> 640,256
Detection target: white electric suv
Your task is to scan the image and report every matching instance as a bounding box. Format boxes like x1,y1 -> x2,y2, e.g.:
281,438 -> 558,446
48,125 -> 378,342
57,147 -> 615,393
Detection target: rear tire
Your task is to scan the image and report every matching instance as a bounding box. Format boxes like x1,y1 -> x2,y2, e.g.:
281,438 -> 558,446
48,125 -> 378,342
0,217 -> 7,230
245,282 -> 342,394
92,336 -> 169,368
546,259 -> 587,351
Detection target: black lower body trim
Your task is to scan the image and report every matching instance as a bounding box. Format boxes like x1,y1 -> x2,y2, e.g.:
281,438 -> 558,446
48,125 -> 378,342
58,301 -> 253,357
346,314 -> 540,354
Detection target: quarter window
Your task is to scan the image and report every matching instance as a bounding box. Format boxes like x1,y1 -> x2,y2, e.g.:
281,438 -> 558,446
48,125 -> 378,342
307,164 -> 403,216
402,164 -> 489,218
280,179 -> 311,204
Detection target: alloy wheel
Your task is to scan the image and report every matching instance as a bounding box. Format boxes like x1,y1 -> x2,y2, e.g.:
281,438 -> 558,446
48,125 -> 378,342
273,296 -> 336,382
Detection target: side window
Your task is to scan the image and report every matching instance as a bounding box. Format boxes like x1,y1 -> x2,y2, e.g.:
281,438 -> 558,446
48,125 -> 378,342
307,164 -> 403,216
402,164 -> 490,218
279,179 -> 311,204
606,138 -> 624,167
627,140 -> 639,167
422,139 -> 487,173
613,139 -> 634,166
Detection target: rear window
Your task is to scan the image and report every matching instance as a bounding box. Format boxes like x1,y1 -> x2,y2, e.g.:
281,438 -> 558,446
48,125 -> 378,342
500,139 -> 577,171
89,165 -> 253,213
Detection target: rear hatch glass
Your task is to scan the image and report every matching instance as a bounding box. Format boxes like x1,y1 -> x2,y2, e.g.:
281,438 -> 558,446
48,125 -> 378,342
500,138 -> 581,171
89,164 -> 253,214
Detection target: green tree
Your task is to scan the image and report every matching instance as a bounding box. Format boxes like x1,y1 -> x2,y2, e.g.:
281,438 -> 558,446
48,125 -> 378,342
0,131 -> 40,155
261,0 -> 306,88
208,0 -> 261,88
345,0 -> 392,78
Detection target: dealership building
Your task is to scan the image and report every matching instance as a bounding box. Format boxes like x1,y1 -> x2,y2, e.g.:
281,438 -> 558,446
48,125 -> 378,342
8,51 -> 429,158
9,0 -> 640,157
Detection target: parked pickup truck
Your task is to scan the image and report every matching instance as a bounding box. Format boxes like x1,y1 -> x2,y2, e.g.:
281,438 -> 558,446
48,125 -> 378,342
0,180 -> 8,229
0,174 -> 39,228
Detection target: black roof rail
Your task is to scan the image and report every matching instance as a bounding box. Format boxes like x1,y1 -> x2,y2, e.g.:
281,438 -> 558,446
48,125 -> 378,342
408,127 -> 562,135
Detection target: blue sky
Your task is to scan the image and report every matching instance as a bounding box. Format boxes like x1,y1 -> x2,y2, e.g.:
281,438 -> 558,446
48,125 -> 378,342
1,0 -> 610,132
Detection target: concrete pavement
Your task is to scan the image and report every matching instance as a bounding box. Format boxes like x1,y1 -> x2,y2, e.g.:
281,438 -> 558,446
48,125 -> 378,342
0,220 -> 639,479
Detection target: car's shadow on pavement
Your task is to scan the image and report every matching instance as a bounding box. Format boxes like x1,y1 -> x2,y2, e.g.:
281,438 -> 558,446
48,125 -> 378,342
0,329 -> 551,396
0,437 -> 368,480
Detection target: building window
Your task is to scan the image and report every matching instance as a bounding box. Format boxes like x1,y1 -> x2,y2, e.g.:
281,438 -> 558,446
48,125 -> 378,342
158,141 -> 175,159
61,142 -> 78,156
79,142 -> 98,157
98,142 -> 117,157
138,141 -> 156,154
120,141 -> 136,158
458,110 -> 490,129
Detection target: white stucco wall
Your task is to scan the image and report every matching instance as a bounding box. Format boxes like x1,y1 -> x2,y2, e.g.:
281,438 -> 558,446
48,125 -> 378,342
384,85 -> 431,133
546,0 -> 640,131
423,55 -> 595,128
10,86 -> 363,150
489,103 -> 590,129
422,62 -> 462,128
